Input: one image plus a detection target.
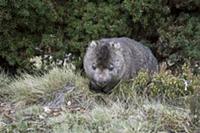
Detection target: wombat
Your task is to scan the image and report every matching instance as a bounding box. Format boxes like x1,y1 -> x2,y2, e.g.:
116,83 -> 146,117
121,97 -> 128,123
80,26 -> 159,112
84,37 -> 158,93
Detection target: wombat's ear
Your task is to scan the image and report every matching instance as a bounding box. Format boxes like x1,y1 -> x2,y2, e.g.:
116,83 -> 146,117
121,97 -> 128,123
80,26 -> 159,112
109,41 -> 121,49
89,41 -> 97,48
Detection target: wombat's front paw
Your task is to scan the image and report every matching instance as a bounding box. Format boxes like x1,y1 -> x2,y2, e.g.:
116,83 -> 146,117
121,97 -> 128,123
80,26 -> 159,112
102,87 -> 113,94
89,82 -> 112,94
89,82 -> 103,93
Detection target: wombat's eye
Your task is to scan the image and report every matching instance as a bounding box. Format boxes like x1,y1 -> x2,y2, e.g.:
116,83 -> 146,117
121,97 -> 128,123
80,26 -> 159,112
92,64 -> 96,70
108,64 -> 114,71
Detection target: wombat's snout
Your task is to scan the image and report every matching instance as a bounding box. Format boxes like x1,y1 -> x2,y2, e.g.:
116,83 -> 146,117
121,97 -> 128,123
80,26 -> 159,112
94,72 -> 110,86
94,78 -> 108,87
96,80 -> 107,87
89,80 -> 113,94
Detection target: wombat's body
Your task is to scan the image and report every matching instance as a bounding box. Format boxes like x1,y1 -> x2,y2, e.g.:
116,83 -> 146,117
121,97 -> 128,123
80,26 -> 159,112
84,37 -> 158,93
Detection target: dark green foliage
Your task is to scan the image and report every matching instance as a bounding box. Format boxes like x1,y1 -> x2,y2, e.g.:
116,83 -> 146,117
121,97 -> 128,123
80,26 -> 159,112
123,0 -> 200,72
0,0 -> 199,73
0,0 -> 66,73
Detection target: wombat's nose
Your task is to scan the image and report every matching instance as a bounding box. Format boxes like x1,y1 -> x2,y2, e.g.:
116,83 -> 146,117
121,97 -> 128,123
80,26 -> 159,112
95,78 -> 107,86
94,73 -> 109,86
99,81 -> 107,85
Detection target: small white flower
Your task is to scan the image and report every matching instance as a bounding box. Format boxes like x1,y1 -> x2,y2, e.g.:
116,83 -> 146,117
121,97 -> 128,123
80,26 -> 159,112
67,101 -> 72,106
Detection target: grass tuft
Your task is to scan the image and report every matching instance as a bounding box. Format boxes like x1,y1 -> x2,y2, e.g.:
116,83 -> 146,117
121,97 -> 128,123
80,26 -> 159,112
9,67 -> 87,104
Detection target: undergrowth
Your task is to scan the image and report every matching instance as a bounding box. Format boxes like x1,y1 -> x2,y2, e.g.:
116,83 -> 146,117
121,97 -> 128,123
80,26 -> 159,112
0,65 -> 199,132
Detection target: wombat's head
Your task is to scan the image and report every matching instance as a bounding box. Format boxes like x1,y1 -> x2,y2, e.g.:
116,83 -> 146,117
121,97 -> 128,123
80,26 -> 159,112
84,40 -> 126,93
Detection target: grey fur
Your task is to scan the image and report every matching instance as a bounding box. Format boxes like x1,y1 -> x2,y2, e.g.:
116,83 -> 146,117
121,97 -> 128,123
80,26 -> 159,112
84,37 -> 158,93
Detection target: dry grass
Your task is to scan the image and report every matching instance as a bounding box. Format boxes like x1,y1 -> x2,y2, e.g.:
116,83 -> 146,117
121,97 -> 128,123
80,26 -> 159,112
8,66 -> 87,104
0,72 -> 13,102
0,66 -> 199,133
